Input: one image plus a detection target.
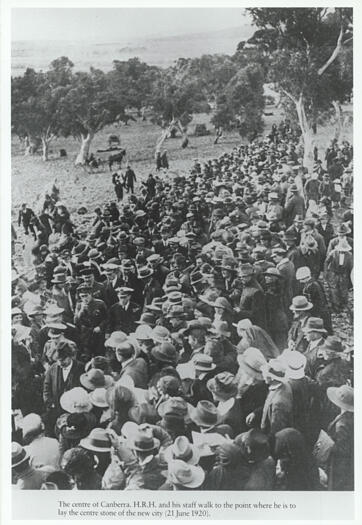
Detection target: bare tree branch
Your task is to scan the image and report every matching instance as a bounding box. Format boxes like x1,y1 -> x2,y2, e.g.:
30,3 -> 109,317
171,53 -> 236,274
318,26 -> 344,76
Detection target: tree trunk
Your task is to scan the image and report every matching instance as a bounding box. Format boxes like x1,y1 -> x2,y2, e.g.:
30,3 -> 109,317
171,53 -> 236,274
295,96 -> 315,173
24,136 -> 41,156
332,100 -> 343,142
75,132 -> 94,166
41,137 -> 50,161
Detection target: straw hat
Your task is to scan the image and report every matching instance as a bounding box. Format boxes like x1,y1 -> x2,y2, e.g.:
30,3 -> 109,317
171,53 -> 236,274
237,347 -> 266,379
167,459 -> 205,488
60,387 -> 93,413
289,296 -> 313,311
88,388 -> 109,408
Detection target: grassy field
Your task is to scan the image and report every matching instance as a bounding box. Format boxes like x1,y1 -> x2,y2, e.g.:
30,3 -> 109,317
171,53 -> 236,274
11,107 -> 352,221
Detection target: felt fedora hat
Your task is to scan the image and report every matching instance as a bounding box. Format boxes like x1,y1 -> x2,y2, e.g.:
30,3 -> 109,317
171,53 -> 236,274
327,385 -> 354,412
190,400 -> 222,427
80,428 -> 112,453
207,372 -> 237,400
164,436 -> 200,465
80,369 -> 114,391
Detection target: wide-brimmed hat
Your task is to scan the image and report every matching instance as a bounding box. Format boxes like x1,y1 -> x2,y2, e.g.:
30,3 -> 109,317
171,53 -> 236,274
193,354 -> 216,373
131,429 -> 160,452
89,387 -> 109,408
80,369 -> 114,391
207,372 -> 237,400
134,323 -> 154,340
319,336 -> 344,354
327,385 -> 354,412
80,428 -> 112,453
198,289 -> 220,306
261,359 -> 288,383
105,331 -> 128,348
167,459 -> 205,488
158,397 -> 188,418
164,436 -> 200,465
151,342 -> 178,364
237,347 -> 266,379
289,295 -> 313,311
135,312 -> 156,328
190,400 -> 222,427
212,297 -> 233,312
137,266 -> 154,279
151,325 -> 171,343
12,442 -> 29,468
263,267 -> 282,278
302,317 -> 327,333
280,350 -> 306,379
60,387 -> 93,413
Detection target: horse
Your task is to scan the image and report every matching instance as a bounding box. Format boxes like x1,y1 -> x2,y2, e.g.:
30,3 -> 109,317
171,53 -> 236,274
108,149 -> 127,171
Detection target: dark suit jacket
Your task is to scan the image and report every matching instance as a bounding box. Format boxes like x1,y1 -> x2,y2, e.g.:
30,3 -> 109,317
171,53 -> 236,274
118,358 -> 148,389
43,360 -> 84,410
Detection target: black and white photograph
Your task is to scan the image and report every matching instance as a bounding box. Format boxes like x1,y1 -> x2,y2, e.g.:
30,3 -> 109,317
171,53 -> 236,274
3,2 -> 357,517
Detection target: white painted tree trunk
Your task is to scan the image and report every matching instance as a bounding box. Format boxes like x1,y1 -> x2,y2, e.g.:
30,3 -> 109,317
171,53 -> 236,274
41,137 -> 50,161
75,132 -> 94,165
295,96 -> 315,173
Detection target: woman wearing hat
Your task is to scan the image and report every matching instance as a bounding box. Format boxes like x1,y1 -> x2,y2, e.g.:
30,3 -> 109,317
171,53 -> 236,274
326,385 -> 354,490
235,319 -> 279,360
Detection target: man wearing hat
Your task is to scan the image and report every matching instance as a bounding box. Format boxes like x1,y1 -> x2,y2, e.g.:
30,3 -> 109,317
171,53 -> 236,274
296,266 -> 332,333
115,341 -> 148,389
50,272 -> 73,323
284,186 -> 305,227
326,385 -> 354,491
27,305 -> 45,361
74,284 -> 108,358
271,246 -> 296,310
163,459 -> 205,490
78,266 -> 107,304
43,342 -> 84,435
137,266 -> 163,308
286,214 -> 304,244
238,263 -> 267,330
108,287 -> 140,335
302,317 -> 327,377
261,359 -> 294,435
325,237 -> 353,312
190,400 -> 233,437
314,336 -> 352,402
12,442 -> 47,489
113,427 -> 166,490
42,321 -> 78,367
287,295 -> 313,353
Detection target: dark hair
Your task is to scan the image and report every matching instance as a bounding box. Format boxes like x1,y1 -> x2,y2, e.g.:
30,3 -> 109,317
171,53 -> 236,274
57,342 -> 73,359
45,470 -> 73,490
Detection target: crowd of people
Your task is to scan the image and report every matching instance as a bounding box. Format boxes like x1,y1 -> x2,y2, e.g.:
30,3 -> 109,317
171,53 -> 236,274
12,125 -> 354,491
